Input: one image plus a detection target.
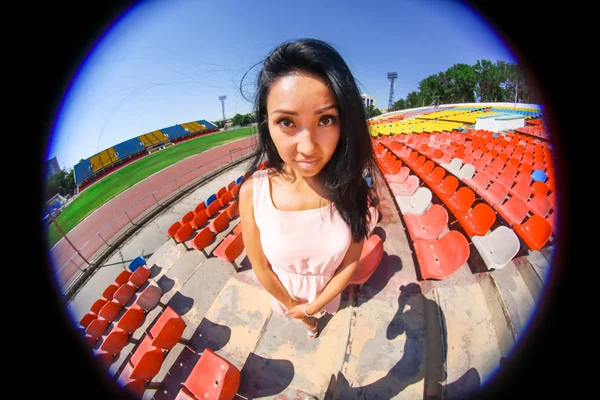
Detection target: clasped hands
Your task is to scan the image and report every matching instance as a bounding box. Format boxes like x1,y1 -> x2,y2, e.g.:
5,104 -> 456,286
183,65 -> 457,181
285,299 -> 316,320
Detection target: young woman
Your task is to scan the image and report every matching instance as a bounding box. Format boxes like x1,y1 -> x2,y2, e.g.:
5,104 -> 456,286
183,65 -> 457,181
239,38 -> 379,339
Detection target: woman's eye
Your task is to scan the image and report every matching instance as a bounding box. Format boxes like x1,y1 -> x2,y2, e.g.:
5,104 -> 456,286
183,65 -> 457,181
278,119 -> 293,128
320,116 -> 336,125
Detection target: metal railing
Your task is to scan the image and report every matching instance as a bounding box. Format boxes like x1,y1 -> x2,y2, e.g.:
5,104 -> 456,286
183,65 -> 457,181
51,139 -> 257,297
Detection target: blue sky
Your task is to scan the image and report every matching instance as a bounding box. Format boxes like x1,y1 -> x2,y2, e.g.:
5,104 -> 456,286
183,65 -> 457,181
47,0 -> 516,170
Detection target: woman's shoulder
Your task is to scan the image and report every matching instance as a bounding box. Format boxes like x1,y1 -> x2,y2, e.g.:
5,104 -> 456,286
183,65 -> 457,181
239,169 -> 268,205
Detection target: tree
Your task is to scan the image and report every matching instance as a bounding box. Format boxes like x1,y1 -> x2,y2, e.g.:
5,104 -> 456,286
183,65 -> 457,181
394,98 -> 406,111
365,104 -> 382,119
214,120 -> 225,129
44,169 -> 76,201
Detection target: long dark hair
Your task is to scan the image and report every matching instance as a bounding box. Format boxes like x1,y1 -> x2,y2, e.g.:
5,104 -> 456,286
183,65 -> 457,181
245,38 -> 378,242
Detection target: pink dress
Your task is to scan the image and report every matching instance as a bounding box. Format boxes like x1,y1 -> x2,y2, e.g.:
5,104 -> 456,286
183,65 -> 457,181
252,169 -> 353,317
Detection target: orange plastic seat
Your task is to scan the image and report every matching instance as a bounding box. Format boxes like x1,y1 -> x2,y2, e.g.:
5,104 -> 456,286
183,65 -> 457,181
216,186 -> 227,198
116,307 -> 145,334
93,351 -> 115,368
115,270 -> 132,286
133,283 -> 163,312
414,230 -> 470,280
514,172 -> 532,186
194,202 -> 207,215
496,196 -> 529,226
227,181 -> 236,191
191,212 -> 208,230
181,211 -> 194,225
99,299 -> 122,321
91,298 -> 108,314
463,171 -> 489,193
412,155 -> 426,170
434,175 -> 459,198
233,224 -> 242,235
441,186 -> 475,214
208,211 -> 231,234
205,200 -> 221,218
102,283 -> 120,301
527,194 -> 551,217
85,318 -> 109,339
507,157 -> 520,167
417,160 -> 435,179
113,283 -> 136,306
519,163 -> 532,174
149,306 -> 186,351
129,266 -> 151,288
128,335 -> 164,381
219,191 -> 233,208
167,221 -> 182,239
513,215 -> 552,251
79,313 -> 98,329
385,167 -> 410,184
424,167 -> 445,185
181,348 -> 240,400
213,232 -> 244,271
390,175 -> 419,197
483,164 -> 502,180
190,226 -> 215,256
454,203 -> 496,237
495,171 -> 515,189
231,183 -> 241,198
404,204 -> 448,241
175,222 -> 194,245
226,200 -> 239,219
100,329 -> 129,355
349,233 -> 384,285
547,192 -> 556,210
531,181 -> 548,197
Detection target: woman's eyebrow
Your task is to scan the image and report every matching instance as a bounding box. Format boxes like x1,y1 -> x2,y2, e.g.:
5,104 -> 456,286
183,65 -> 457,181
270,105 -> 338,116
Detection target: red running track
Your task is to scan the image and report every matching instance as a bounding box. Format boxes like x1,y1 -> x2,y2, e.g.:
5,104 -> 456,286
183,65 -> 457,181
49,137 -> 256,287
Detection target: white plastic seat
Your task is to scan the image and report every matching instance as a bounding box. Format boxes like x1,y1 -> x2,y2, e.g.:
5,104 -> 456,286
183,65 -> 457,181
442,157 -> 463,174
395,187 -> 432,215
472,226 -> 520,270
456,163 -> 475,181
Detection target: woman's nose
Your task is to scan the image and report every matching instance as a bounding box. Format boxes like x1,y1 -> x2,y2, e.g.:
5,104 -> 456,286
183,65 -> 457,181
296,128 -> 317,155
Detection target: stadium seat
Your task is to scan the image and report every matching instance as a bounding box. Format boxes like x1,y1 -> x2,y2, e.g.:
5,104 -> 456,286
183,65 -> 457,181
513,215 -> 552,251
102,283 -> 120,301
481,182 -> 508,205
433,175 -> 459,198
231,183 -> 242,198
495,196 -> 529,226
417,160 -> 435,178
213,232 -> 245,272
181,211 -> 194,225
527,194 -> 552,218
442,158 -> 462,174
190,226 -> 215,257
128,335 -> 165,381
116,307 -> 145,333
115,270 -> 132,286
128,256 -> 147,273
100,328 -> 129,355
168,221 -> 182,241
385,167 -> 410,184
456,164 -> 475,181
112,283 -> 136,306
208,211 -> 231,234
403,204 -> 448,241
441,187 -> 475,214
225,200 -> 239,219
233,224 -> 242,235
508,182 -> 532,201
463,171 -> 489,193
191,212 -> 208,230
395,187 -> 432,215
194,202 -> 207,215
179,348 -> 240,400
235,176 -> 244,185
205,194 -> 217,207
218,191 -> 233,208
205,199 -> 221,218
454,203 -> 496,237
132,282 -> 163,312
414,230 -> 470,280
216,186 -> 227,199
129,265 -> 151,288
227,181 -> 236,190
424,167 -> 445,186
149,306 -> 186,351
389,175 -> 419,197
349,234 -> 384,285
531,181 -> 548,197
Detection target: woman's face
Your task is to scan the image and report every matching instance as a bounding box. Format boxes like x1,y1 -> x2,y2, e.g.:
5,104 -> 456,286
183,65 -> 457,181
266,72 -> 341,178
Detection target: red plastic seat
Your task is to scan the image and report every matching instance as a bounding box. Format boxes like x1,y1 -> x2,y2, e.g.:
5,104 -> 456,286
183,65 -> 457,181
514,172 -> 532,186
495,196 -> 529,226
441,187 -> 475,214
194,202 -> 207,215
115,270 -> 132,286
216,186 -> 227,198
424,167 -> 446,185
85,318 -> 109,339
167,222 -> 182,239
191,212 -> 208,230
483,164 -> 502,180
149,306 -> 186,351
414,231 -> 470,280
454,203 -> 496,237
233,224 -> 242,235
231,183 -> 241,198
113,283 -> 136,306
99,299 -> 123,321
508,182 -> 532,202
404,204 -> 448,241
513,215 -> 552,251
128,335 -> 164,381
417,160 -> 435,179
129,266 -> 151,288
463,171 -> 489,193
190,226 -> 215,256
349,234 -> 384,285
385,167 -> 410,184
181,348 -> 240,400
213,232 -> 244,269
181,211 -> 195,225
226,200 -> 239,219
79,313 -> 98,329
547,192 -> 556,210
507,157 -> 520,167
100,329 -> 129,355
434,175 -> 459,197
527,194 -> 551,217
519,163 -> 533,174
116,307 -> 145,333
175,223 -> 195,248
531,181 -> 549,197
219,191 -> 233,208
208,211 -> 231,234
390,175 -> 419,197
205,200 -> 221,218
495,171 -> 515,189
102,283 -> 120,301
90,298 -> 108,315
227,181 -> 236,191
481,182 -> 508,205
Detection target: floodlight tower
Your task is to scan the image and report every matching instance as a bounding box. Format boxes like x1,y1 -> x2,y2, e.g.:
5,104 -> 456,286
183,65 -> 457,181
387,72 -> 398,110
219,95 -> 227,123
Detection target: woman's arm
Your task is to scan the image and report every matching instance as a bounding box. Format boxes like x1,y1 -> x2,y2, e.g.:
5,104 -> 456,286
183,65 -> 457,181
288,237 -> 364,318
239,176 -> 304,311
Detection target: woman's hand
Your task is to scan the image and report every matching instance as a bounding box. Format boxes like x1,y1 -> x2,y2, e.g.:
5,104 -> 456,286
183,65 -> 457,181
285,301 -> 308,319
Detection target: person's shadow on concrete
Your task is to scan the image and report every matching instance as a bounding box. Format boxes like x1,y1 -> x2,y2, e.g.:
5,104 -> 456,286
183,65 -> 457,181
328,283 -> 481,399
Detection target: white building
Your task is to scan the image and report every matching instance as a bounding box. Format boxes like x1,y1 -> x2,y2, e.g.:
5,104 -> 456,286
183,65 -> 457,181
361,94 -> 376,108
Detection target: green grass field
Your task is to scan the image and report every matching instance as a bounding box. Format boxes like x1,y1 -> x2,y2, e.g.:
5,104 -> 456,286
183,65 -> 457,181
47,127 -> 256,249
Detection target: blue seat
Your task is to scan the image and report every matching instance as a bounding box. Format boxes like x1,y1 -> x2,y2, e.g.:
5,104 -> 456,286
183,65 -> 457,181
235,176 -> 243,185
205,193 -> 217,207
365,177 -> 372,187
492,133 -> 499,138
128,256 -> 146,272
531,169 -> 547,183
